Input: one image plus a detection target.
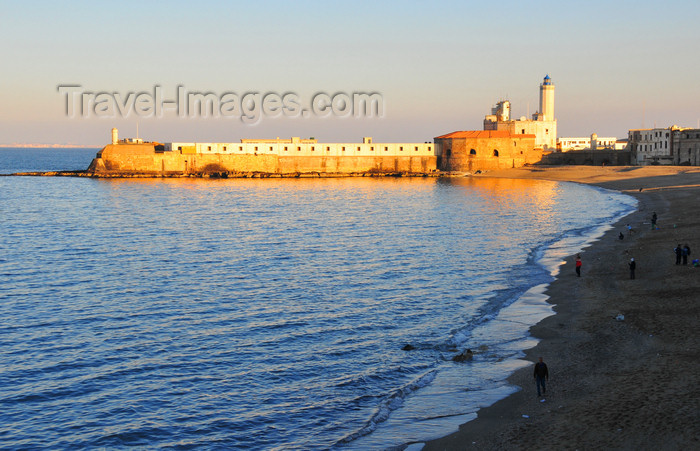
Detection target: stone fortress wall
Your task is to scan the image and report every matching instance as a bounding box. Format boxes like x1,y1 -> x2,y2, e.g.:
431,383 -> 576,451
87,130 -> 542,177
88,140 -> 438,176
435,131 -> 541,172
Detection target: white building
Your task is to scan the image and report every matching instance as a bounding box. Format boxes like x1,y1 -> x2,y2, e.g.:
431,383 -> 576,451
558,134 -> 620,151
613,139 -> 628,151
164,137 -> 436,157
628,127 -> 677,165
484,75 -> 557,150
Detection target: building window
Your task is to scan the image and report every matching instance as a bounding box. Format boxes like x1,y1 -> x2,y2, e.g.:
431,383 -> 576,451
239,146 -> 243,151
326,146 -> 331,151
521,129 -> 525,134
297,146 -> 301,151
284,146 -> 288,151
255,146 -> 258,151
400,146 -> 403,151
342,146 -> 345,151
371,146 -> 374,151
493,149 -> 499,157
428,146 -> 431,151
270,146 -> 273,151
415,146 -> 419,151
357,146 -> 361,151
311,146 -> 315,151
446,149 -> 451,156
223,146 -> 227,151
178,146 -> 182,151
470,149 -> 476,155
384,147 -> 388,151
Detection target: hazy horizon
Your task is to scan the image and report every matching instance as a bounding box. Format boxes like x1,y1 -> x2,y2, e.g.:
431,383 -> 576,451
2,0 -> 699,146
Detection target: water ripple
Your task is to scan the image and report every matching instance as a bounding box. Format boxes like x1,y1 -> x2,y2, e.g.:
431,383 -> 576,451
0,159 -> 637,450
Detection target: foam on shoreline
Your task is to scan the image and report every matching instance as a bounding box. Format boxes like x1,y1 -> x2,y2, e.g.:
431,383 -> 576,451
349,184 -> 637,450
423,166 -> 700,450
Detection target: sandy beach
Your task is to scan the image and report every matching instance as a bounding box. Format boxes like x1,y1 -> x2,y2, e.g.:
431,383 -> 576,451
423,166 -> 700,450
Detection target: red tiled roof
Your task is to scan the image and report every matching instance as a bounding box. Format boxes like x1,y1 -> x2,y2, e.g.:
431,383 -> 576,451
434,130 -> 536,139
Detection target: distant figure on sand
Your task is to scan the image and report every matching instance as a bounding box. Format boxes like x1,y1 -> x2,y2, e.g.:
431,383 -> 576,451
675,244 -> 683,265
682,244 -> 691,265
619,232 -> 624,240
629,258 -> 636,279
651,212 -> 657,229
533,357 -> 549,397
627,224 -> 634,235
575,254 -> 582,277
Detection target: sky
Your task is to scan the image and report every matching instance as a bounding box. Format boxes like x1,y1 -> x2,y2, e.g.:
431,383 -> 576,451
1,0 -> 699,145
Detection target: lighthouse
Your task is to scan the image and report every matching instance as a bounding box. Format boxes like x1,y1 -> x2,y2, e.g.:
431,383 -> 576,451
539,75 -> 555,122
483,75 -> 558,150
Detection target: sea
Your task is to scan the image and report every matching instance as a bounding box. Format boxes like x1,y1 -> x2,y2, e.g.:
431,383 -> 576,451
0,147 -> 637,450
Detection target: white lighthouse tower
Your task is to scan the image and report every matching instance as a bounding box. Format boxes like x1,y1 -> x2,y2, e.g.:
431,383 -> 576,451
539,75 -> 555,122
483,75 -> 558,150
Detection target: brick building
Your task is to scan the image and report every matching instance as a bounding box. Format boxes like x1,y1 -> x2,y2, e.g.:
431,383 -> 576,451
435,130 -> 540,172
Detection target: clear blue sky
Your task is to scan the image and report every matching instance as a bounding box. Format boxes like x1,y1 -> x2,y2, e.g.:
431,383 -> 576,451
1,0 -> 699,145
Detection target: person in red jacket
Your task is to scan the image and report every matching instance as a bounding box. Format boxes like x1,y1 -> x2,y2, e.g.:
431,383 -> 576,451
534,357 -> 549,397
575,254 -> 582,277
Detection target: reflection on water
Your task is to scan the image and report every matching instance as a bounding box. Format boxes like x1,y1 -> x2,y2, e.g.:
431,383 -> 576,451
0,166 -> 637,450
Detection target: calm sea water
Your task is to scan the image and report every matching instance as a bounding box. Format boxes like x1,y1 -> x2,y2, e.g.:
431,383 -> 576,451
0,148 -> 636,449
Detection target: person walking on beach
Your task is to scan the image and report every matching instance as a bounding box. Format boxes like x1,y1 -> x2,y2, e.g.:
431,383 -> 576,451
682,244 -> 691,265
575,254 -> 582,277
534,357 -> 549,397
629,258 -> 636,279
651,212 -> 657,229
675,244 -> 683,265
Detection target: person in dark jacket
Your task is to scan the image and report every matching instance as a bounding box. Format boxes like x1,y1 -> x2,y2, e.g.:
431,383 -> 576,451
533,357 -> 549,397
675,244 -> 683,265
629,258 -> 636,279
682,244 -> 691,265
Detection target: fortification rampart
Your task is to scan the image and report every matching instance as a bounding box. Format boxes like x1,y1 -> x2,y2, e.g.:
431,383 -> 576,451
435,131 -> 541,172
87,144 -> 438,176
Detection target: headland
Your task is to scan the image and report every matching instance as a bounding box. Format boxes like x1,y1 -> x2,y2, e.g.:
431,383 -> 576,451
422,166 -> 700,450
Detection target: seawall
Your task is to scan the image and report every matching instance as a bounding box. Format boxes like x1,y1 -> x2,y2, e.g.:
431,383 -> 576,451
86,144 -> 439,177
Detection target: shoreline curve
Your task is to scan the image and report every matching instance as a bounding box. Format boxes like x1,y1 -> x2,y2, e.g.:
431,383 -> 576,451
421,166 -> 700,450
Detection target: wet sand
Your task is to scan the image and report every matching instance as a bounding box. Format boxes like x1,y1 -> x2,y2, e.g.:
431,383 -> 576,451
423,166 -> 700,450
